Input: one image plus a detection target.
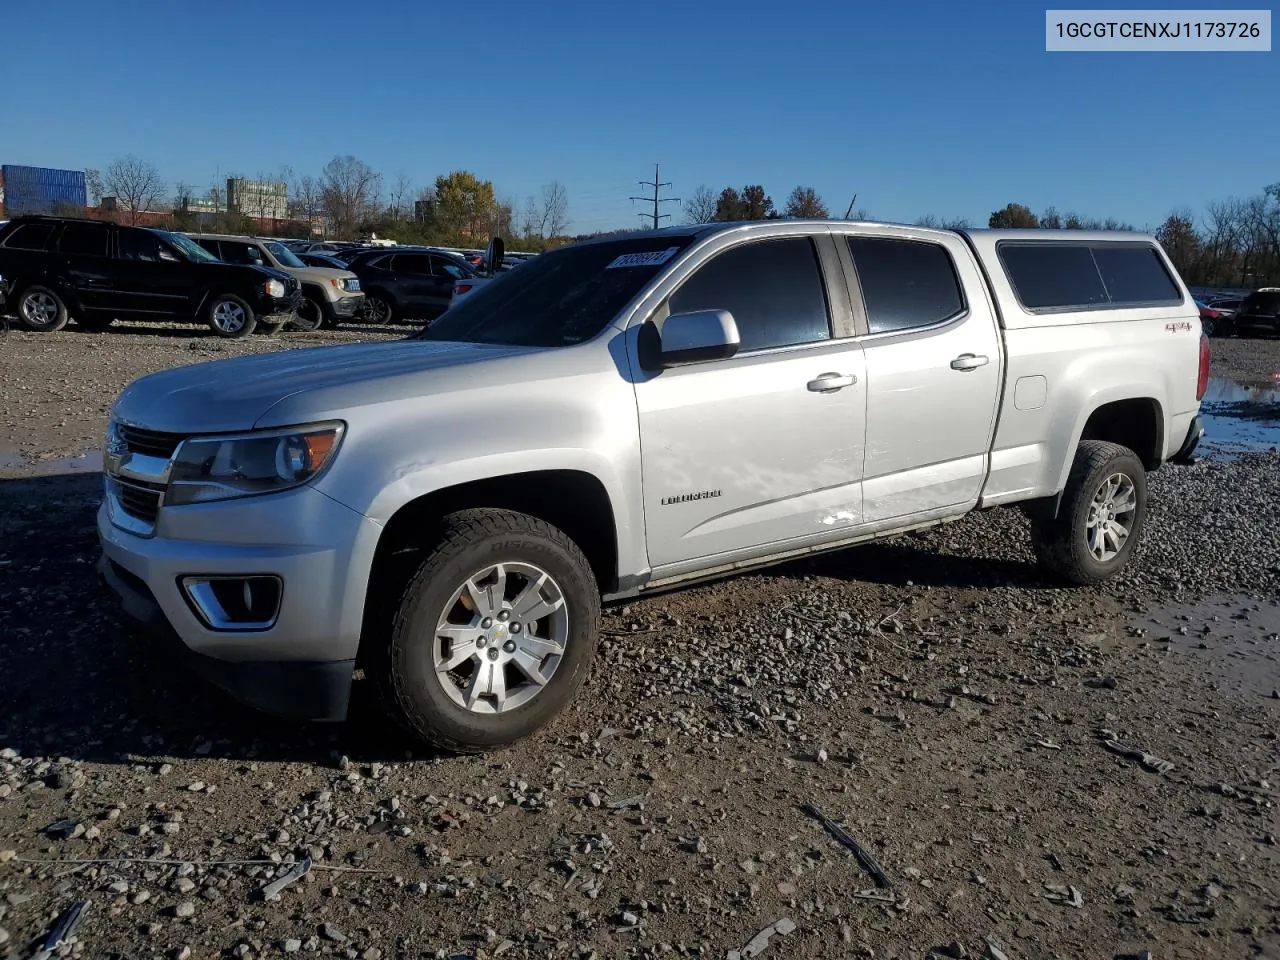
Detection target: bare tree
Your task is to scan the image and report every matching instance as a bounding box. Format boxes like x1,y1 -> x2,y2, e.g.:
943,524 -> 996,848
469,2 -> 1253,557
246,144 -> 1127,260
387,172 -> 414,222
321,155 -> 382,238
104,155 -> 164,225
683,184 -> 718,224
173,182 -> 196,210
289,174 -> 325,235
537,181 -> 570,238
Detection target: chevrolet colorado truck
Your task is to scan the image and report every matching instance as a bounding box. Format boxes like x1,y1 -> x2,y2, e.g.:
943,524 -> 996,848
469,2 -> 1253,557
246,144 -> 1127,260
96,221 -> 1209,752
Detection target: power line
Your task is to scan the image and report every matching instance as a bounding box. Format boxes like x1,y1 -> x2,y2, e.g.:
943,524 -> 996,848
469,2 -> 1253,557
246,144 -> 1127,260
629,163 -> 680,230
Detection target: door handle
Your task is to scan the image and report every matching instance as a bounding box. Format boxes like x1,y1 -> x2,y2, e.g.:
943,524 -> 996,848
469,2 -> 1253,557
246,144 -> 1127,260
950,353 -> 989,371
807,372 -> 857,393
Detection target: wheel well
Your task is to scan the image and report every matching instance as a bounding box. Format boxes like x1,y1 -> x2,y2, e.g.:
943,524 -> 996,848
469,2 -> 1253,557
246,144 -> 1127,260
1079,398 -> 1163,469
357,471 -> 618,665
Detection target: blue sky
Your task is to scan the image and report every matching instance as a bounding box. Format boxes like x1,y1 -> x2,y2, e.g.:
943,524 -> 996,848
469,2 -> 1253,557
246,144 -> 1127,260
0,0 -> 1274,232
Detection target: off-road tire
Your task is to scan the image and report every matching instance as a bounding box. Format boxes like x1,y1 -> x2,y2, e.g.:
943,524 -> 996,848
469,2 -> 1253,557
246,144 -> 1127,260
205,294 -> 257,339
372,508 -> 600,753
17,285 -> 70,332
1030,440 -> 1147,585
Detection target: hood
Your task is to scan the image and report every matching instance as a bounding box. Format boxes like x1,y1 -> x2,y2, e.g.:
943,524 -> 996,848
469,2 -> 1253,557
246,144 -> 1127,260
281,265 -> 356,284
112,339 -> 535,434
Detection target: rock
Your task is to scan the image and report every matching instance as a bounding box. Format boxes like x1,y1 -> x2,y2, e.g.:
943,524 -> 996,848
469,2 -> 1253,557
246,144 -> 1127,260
173,901 -> 196,918
173,948 -> 192,960
282,940 -> 302,954
0,927 -> 8,946
130,890 -> 151,905
185,781 -> 206,792
983,943 -> 1009,960
174,878 -> 197,894
586,792 -> 601,808
0,850 -> 15,863
621,911 -> 640,926
816,748 -> 828,763
321,922 -> 346,942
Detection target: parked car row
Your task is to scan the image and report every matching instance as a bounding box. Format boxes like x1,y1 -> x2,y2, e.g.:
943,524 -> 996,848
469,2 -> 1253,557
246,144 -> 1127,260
1196,290 -> 1280,338
0,216 -> 304,337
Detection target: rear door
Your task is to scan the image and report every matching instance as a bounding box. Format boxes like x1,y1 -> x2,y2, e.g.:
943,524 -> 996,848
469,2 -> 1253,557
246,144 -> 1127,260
54,220 -> 114,315
111,228 -> 201,319
837,231 -> 1003,523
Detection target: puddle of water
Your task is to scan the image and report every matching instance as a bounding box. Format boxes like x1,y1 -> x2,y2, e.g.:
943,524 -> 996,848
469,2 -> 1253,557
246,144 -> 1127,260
0,449 -> 103,476
1133,595 -> 1280,700
1198,376 -> 1280,459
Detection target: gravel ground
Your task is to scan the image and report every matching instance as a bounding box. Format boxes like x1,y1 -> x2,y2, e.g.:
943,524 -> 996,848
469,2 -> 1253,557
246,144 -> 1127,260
0,324 -> 1278,959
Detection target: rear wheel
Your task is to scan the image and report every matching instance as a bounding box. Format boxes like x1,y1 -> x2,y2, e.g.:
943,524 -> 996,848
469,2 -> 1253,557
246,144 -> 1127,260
18,286 -> 69,332
206,295 -> 256,338
365,293 -> 395,325
372,508 -> 601,753
1030,440 -> 1147,585
290,295 -> 326,331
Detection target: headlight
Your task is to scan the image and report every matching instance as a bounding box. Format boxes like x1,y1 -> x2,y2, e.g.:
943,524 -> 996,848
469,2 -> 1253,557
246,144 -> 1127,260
264,279 -> 286,298
166,422 -> 344,506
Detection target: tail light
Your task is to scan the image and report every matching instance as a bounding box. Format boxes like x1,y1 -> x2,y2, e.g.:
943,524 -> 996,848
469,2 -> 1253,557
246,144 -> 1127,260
454,283 -> 473,296
1196,333 -> 1210,400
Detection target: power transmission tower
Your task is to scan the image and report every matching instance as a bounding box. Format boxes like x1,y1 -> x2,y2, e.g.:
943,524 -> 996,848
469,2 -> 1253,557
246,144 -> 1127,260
630,163 -> 680,230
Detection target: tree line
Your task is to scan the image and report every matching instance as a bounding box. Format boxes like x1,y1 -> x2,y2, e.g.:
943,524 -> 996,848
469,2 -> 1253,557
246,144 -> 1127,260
82,155 -> 574,251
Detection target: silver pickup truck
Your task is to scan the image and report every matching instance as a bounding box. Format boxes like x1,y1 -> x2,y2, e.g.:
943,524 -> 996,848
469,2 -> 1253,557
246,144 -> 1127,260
96,221 -> 1209,752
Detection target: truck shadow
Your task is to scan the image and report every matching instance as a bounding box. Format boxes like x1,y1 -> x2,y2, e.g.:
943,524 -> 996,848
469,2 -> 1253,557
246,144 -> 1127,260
0,473 -> 1047,767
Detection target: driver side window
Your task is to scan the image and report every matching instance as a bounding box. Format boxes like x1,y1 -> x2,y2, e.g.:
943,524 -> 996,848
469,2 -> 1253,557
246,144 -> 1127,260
668,237 -> 831,354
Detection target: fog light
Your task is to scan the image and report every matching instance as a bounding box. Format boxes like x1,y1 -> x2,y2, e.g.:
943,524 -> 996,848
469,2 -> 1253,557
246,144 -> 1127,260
180,575 -> 282,631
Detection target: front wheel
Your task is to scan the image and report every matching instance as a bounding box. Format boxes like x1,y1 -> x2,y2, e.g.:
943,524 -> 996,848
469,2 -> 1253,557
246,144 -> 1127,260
373,509 -> 601,753
290,296 -> 325,331
1030,440 -> 1147,585
206,295 -> 257,338
18,286 -> 70,332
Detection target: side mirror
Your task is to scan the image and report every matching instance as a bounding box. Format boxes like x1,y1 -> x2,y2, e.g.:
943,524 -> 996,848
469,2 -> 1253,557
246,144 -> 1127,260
641,309 -> 741,369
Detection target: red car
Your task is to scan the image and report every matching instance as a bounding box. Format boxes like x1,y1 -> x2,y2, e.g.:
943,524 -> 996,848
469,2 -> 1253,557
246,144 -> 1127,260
1194,298 -> 1228,336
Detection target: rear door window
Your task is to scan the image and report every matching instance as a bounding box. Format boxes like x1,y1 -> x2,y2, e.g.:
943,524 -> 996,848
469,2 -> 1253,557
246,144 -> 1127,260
57,222 -> 110,257
2,221 -> 56,251
846,237 -> 966,334
391,254 -> 433,275
430,255 -> 465,279
218,241 -> 266,266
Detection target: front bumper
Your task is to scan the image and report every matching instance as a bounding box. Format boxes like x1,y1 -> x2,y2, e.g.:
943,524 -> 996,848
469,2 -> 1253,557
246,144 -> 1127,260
96,486 -> 383,721
256,290 -> 303,326
98,554 -> 354,721
324,293 -> 366,321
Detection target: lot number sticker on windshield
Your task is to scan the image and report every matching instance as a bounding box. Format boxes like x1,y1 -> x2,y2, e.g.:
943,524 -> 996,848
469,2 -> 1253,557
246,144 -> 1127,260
606,247 -> 679,269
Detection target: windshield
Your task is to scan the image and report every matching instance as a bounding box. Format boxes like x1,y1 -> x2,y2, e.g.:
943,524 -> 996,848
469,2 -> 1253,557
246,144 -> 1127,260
417,236 -> 695,347
265,241 -> 306,268
164,231 -> 219,263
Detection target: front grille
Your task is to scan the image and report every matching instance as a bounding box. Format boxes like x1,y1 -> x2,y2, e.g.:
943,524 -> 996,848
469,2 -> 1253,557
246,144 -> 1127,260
119,424 -> 185,459
116,480 -> 164,524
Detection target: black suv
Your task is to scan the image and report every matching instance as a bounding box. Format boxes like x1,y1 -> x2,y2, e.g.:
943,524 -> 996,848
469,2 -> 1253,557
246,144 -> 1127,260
0,216 -> 302,337
1224,288 -> 1280,338
342,247 -> 475,323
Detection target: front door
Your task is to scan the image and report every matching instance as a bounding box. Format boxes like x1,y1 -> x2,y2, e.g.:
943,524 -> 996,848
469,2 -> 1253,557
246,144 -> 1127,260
111,228 -> 200,319
388,254 -> 437,315
631,234 -> 867,571
839,232 -> 1003,523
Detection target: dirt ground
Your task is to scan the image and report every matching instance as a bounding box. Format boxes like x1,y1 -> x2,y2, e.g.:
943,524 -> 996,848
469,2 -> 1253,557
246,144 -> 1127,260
0,322 -> 1278,959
